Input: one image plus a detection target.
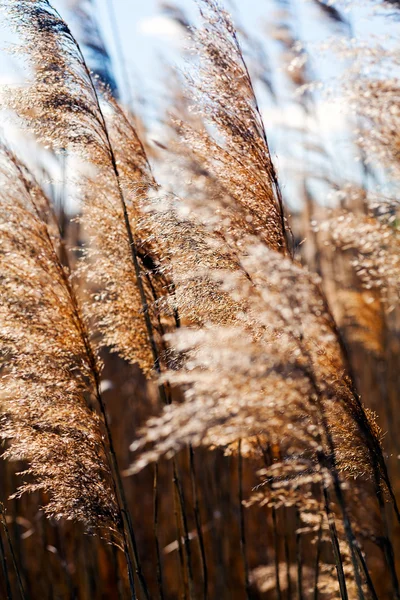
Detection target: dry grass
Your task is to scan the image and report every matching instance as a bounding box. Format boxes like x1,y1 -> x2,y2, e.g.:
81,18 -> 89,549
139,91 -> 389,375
0,0 -> 398,598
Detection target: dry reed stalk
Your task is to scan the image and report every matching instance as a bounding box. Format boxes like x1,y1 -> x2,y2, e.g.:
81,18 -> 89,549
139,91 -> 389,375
173,0 -> 291,256
237,440 -> 250,600
6,14 -> 201,593
189,445 -> 208,600
0,146 -> 146,598
153,464 -> 165,600
125,5 -> 400,597
313,515 -> 324,600
0,3 -> 178,596
0,508 -> 13,600
0,530 -> 11,600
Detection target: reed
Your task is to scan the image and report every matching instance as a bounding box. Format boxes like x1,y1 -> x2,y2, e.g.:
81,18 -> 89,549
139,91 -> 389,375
0,0 -> 399,597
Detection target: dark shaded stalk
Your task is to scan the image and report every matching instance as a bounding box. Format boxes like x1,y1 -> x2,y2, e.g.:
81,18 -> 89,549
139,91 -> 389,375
83,536 -> 97,600
322,487 -> 348,600
380,536 -> 399,598
173,475 -> 188,600
355,546 -> 378,600
0,512 -> 25,600
295,509 -> 303,600
153,464 -> 164,600
58,148 -> 68,253
189,446 -> 208,600
9,477 -> 26,600
38,505 -> 54,600
373,466 -> 400,599
173,463 -> 195,599
171,459 -> 199,594
272,508 -> 282,600
110,542 -> 124,600
327,465 -> 364,598
238,440 -> 250,600
313,515 -> 323,600
283,518 -> 292,599
92,377 -> 146,600
0,513 -> 12,600
52,525 -> 75,600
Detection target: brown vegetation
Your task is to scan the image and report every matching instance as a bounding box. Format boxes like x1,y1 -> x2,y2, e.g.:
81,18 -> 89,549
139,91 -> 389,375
0,0 -> 399,598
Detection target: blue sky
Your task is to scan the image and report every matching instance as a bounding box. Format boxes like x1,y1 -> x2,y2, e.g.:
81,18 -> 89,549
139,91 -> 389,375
0,0 -> 395,117
0,0 -> 397,208
87,0 -> 394,101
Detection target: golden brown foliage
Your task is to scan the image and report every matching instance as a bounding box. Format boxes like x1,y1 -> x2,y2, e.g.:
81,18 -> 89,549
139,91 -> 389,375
0,0 -> 399,597
177,0 -> 290,254
129,242 -> 383,492
0,147 -> 119,532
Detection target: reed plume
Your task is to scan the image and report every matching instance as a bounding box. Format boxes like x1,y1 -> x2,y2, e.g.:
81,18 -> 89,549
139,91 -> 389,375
322,211 -> 400,306
131,0 -> 388,492
0,145 -> 119,534
2,0 -> 167,376
130,235 -> 393,596
129,242 -> 382,482
175,0 -> 290,254
128,2 -> 400,596
79,94 -> 165,375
